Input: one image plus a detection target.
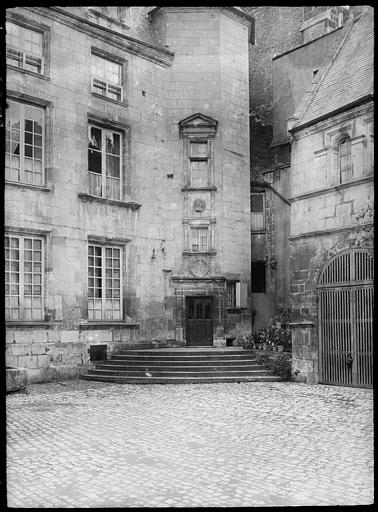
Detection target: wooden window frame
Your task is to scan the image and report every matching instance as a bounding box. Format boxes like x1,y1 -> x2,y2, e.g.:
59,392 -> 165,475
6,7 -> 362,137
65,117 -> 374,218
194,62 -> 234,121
251,191 -> 265,231
5,234 -> 45,321
5,99 -> 45,186
91,49 -> 125,103
88,123 -> 123,201
87,242 -> 123,321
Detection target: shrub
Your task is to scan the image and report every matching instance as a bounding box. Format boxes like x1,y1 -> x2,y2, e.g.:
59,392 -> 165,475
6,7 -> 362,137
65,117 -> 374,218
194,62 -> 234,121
256,352 -> 292,381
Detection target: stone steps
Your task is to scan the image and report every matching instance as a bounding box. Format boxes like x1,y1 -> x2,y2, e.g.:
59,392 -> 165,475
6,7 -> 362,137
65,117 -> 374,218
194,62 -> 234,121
80,347 -> 282,384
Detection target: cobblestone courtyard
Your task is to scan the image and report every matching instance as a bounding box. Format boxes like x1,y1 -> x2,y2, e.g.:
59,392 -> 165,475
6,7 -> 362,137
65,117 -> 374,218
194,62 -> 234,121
6,380 -> 373,508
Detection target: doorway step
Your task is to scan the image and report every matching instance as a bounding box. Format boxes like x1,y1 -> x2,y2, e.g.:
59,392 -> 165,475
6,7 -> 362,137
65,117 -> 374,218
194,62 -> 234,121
80,347 -> 282,384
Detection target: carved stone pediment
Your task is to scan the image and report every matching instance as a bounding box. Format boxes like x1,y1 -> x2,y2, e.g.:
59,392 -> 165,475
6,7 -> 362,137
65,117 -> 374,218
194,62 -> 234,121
179,113 -> 218,138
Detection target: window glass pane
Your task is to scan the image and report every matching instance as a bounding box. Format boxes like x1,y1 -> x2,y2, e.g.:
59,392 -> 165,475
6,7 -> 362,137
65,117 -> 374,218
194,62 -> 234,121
190,160 -> 208,187
105,131 -> 120,155
251,194 -> 264,212
190,142 -> 208,158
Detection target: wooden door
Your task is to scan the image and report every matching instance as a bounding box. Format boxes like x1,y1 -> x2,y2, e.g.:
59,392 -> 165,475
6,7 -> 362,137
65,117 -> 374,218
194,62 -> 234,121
318,249 -> 373,388
186,296 -> 213,346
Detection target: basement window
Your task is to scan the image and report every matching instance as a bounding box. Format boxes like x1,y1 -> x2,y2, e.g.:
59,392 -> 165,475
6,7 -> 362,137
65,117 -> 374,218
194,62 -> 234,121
89,344 -> 107,362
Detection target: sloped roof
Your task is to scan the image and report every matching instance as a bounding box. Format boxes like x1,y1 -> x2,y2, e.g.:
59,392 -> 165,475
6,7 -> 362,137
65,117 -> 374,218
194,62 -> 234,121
296,6 -> 374,128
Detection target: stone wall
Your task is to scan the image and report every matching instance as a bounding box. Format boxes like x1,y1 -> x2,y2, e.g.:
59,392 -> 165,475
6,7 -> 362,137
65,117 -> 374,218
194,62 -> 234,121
5,6 -> 253,382
289,102 -> 374,383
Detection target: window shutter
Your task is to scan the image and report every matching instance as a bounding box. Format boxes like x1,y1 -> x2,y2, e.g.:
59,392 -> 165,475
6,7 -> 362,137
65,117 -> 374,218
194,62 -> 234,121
235,282 -> 248,308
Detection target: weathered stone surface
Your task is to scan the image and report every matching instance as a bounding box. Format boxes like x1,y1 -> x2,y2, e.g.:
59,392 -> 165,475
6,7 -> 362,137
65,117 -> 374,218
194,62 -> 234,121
6,368 -> 28,393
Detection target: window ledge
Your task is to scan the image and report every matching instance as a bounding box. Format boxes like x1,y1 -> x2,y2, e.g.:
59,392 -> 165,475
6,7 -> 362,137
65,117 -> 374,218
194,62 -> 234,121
91,92 -> 128,107
226,307 -> 245,312
78,193 -> 141,210
6,321 -> 53,328
5,180 -> 52,192
79,321 -> 139,329
182,186 -> 217,192
6,64 -> 50,80
182,251 -> 217,256
251,229 -> 266,234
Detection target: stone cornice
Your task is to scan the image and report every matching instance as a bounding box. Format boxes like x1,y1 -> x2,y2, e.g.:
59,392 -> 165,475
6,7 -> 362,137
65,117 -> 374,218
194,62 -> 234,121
148,6 -> 254,26
289,174 -> 374,203
19,6 -> 174,67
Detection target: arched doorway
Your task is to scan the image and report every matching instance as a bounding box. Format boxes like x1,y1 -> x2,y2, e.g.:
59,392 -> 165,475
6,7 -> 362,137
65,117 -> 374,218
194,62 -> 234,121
318,249 -> 373,388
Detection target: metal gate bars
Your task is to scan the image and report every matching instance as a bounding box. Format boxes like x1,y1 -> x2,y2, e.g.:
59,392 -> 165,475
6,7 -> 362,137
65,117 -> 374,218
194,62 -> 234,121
318,248 -> 373,388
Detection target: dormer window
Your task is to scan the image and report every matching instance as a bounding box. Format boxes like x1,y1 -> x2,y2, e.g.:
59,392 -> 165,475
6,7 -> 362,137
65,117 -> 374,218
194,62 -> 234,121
339,136 -> 352,183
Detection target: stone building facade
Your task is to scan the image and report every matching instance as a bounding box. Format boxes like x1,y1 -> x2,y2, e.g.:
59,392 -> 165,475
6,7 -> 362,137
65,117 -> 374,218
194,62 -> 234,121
287,6 -> 374,386
5,6 -> 253,382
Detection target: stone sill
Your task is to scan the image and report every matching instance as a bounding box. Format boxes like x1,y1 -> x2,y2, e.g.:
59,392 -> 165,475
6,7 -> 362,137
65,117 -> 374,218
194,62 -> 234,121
7,64 -> 50,81
181,186 -> 217,192
182,251 -> 217,256
289,322 -> 315,328
6,321 -> 53,328
5,181 -> 53,192
78,193 -> 141,210
79,322 -> 139,329
91,92 -> 128,107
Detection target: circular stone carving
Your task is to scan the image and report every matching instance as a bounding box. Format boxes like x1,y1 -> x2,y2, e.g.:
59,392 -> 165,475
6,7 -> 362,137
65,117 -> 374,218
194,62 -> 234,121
193,199 -> 206,212
189,259 -> 209,277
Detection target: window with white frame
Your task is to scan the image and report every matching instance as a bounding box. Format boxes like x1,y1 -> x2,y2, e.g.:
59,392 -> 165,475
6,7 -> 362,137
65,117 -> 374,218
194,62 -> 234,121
6,22 -> 44,74
251,192 -> 265,230
91,53 -> 123,102
339,136 -> 353,183
5,100 -> 44,186
88,125 -> 122,200
5,234 -> 44,320
189,141 -> 209,188
88,244 -> 122,320
190,227 -> 209,252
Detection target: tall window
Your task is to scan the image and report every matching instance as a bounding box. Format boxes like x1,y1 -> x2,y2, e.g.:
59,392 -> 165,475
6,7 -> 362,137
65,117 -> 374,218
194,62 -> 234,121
339,137 -> 352,183
251,192 -> 265,231
91,53 -> 123,102
226,281 -> 236,308
6,22 -> 44,74
5,235 -> 44,320
252,261 -> 266,293
191,227 -> 209,252
5,100 -> 44,185
88,125 -> 122,200
189,141 -> 209,188
88,244 -> 122,320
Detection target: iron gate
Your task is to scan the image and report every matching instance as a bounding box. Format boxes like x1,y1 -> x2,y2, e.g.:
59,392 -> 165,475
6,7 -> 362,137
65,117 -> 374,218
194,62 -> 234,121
318,249 -> 373,388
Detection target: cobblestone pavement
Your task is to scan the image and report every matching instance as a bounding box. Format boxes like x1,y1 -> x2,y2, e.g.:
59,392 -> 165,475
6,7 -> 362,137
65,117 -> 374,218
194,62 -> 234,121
6,380 -> 373,508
